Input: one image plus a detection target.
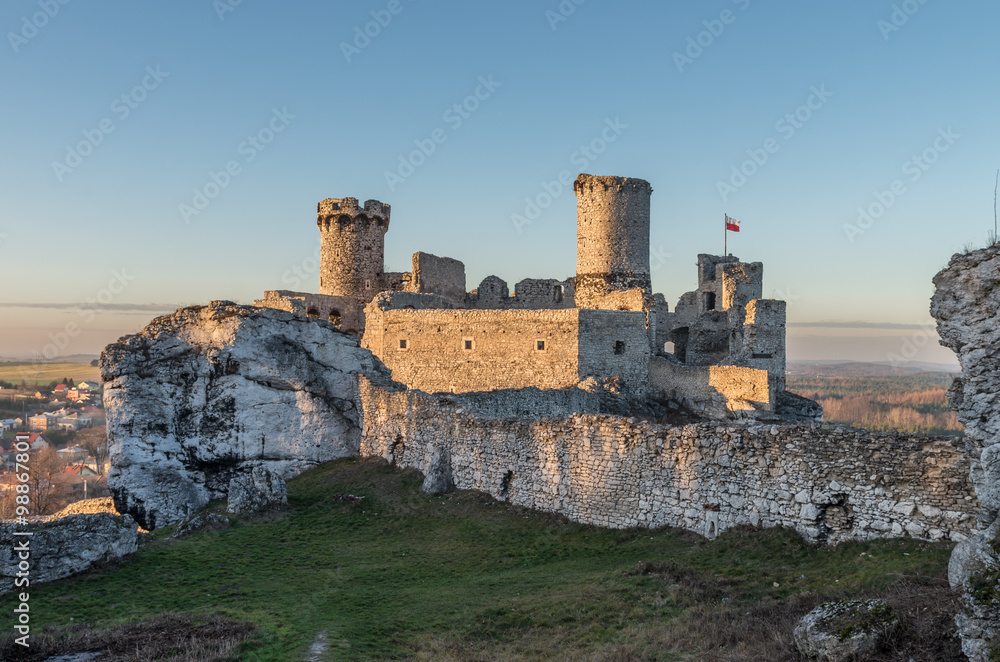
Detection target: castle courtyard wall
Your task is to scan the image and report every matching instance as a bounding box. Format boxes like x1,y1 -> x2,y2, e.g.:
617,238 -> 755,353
362,308 -> 651,395
359,376 -> 977,544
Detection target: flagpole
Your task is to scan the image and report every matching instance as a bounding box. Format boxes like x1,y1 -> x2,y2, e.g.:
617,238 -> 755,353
724,214 -> 727,256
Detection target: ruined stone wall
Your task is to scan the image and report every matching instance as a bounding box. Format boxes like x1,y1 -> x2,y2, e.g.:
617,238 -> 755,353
719,262 -> 764,318
254,290 -> 364,335
318,197 -> 390,304
359,376 -> 977,544
736,299 -> 787,392
574,174 -> 653,308
467,276 -> 576,310
648,357 -> 772,418
406,252 -> 466,303
361,307 -> 651,395
578,309 -> 650,395
363,308 -> 583,393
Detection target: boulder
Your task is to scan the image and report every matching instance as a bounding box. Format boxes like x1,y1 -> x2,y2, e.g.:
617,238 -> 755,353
101,301 -> 389,530
421,445 -> 454,495
227,466 -> 288,516
171,512 -> 232,539
793,600 -> 899,661
0,514 -> 140,594
932,244 -> 1000,658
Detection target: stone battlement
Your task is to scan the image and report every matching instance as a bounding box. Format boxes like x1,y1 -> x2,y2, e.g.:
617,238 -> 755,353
317,197 -> 391,226
573,173 -> 653,195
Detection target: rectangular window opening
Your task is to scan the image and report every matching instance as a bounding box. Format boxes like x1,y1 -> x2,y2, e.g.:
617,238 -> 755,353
614,341 -> 626,355
399,339 -> 408,350
537,340 -> 546,351
464,339 -> 474,351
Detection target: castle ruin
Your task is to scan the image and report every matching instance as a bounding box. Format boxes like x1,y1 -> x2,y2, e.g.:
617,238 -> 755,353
256,173 -> 818,421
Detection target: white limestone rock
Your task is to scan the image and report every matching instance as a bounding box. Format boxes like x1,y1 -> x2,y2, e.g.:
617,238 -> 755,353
932,244 -> 1000,659
227,466 -> 288,516
421,445 -> 455,495
171,512 -> 233,539
102,301 -> 388,530
793,600 -> 899,661
0,514 -> 140,594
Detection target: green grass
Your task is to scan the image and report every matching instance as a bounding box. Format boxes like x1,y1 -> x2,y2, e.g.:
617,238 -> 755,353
0,362 -> 100,387
0,459 -> 963,661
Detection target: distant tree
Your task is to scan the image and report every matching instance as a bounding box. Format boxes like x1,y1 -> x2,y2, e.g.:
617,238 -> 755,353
61,378 -> 68,386
48,381 -> 58,391
26,445 -> 68,516
76,426 -> 109,475
68,378 -> 75,388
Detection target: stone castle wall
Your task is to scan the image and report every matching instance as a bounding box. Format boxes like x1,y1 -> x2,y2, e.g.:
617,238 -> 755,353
359,376 -> 977,544
361,307 -> 651,395
254,290 -> 365,335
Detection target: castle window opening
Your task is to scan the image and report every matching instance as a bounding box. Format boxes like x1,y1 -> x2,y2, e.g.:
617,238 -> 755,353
614,341 -> 626,355
706,293 -> 716,311
753,353 -> 773,359
537,340 -> 546,351
307,308 -> 320,318
329,310 -> 341,326
464,339 -> 474,351
399,339 -> 408,350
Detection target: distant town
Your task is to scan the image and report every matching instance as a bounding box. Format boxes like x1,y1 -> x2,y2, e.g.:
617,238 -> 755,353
0,368 -> 107,516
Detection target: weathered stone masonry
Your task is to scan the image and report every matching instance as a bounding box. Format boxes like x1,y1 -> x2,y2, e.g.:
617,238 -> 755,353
359,376 -> 977,544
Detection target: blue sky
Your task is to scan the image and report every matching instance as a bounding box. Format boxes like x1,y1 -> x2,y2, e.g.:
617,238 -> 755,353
1,0 -> 995,365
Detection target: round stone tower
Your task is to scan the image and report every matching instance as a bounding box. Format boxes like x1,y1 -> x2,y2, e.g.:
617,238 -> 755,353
573,174 -> 653,309
317,197 -> 391,304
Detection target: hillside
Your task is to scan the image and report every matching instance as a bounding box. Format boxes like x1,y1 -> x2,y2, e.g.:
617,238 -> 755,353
0,458 -> 964,661
787,363 -> 963,436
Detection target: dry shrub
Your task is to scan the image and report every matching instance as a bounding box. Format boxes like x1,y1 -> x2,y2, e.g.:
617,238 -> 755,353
0,614 -> 256,661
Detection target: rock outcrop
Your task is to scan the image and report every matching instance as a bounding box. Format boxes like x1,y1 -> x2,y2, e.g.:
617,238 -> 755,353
227,466 -> 288,516
932,244 -> 1000,660
0,514 -> 140,594
171,512 -> 232,539
793,600 -> 899,661
102,301 -> 387,530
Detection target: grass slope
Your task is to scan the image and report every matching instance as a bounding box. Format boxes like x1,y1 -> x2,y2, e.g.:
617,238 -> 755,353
1,459 -> 964,661
0,362 -> 100,386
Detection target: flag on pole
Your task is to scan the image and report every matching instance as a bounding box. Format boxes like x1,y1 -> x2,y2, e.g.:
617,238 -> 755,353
725,214 -> 741,232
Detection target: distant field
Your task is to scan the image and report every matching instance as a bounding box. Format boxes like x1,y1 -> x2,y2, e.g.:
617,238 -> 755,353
0,362 -> 100,386
787,363 -> 962,436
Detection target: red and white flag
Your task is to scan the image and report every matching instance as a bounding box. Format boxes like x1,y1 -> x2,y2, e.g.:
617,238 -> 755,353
725,214 -> 741,232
